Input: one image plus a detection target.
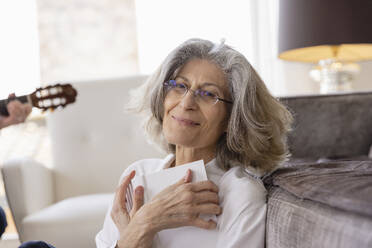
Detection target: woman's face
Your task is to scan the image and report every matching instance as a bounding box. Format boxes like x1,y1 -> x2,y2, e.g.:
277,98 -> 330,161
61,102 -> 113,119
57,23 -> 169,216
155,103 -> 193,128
162,59 -> 230,151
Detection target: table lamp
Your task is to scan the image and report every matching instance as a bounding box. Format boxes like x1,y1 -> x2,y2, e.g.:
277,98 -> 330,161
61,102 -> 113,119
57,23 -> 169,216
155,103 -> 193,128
278,0 -> 372,94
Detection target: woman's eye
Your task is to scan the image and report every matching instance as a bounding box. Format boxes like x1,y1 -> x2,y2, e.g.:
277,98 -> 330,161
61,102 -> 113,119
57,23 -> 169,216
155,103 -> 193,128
167,80 -> 177,86
201,90 -> 216,97
176,83 -> 187,89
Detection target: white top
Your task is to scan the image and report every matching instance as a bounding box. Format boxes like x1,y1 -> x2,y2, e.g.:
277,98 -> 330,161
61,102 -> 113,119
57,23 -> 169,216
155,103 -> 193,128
96,154 -> 267,248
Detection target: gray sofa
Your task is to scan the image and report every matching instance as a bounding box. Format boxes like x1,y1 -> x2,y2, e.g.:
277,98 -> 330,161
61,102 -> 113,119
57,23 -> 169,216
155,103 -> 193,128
264,91 -> 372,248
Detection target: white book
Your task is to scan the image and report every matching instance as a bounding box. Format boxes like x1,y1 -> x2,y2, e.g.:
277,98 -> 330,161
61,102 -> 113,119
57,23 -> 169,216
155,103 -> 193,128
126,160 -> 208,212
126,160 -> 218,222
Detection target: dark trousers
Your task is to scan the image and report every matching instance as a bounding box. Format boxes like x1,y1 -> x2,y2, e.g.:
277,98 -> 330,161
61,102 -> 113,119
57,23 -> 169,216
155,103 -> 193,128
0,206 -> 7,238
19,241 -> 56,248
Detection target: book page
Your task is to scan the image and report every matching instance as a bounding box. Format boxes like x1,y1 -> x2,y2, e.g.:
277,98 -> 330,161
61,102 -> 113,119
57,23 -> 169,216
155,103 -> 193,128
127,160 -> 207,210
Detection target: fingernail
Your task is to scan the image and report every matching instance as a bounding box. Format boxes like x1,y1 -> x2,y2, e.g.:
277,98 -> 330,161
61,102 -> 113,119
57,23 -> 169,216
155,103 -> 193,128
183,170 -> 190,182
209,220 -> 217,229
135,186 -> 143,193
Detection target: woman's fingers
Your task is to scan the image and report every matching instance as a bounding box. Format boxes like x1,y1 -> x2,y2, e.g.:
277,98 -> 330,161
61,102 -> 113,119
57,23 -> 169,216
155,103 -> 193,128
130,185 -> 144,217
192,203 -> 222,215
192,218 -> 217,230
184,169 -> 192,183
114,171 -> 135,213
174,169 -> 193,187
111,171 -> 137,231
190,180 -> 219,193
194,191 -> 219,204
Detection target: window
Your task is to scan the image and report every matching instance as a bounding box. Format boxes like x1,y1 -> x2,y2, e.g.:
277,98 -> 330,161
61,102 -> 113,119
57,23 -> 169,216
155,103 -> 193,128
135,0 -> 280,93
0,0 -> 40,99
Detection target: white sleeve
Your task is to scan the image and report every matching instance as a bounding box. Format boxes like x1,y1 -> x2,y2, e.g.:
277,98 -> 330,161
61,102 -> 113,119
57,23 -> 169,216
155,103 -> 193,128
95,196 -> 120,248
95,164 -> 139,248
216,204 -> 267,248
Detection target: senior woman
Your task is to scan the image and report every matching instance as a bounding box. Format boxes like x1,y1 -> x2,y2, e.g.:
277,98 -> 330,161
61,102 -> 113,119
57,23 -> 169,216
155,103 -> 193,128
96,38 -> 292,248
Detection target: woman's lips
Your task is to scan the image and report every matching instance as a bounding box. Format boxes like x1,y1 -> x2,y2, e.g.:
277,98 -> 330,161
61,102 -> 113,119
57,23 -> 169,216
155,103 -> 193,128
171,115 -> 200,126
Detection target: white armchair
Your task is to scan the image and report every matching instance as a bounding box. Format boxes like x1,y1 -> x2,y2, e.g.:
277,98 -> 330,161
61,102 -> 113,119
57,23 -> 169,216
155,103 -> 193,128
2,76 -> 163,247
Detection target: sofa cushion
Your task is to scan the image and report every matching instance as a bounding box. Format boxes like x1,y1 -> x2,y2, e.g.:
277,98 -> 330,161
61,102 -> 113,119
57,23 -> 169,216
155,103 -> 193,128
21,193 -> 113,248
264,160 -> 372,217
266,187 -> 372,248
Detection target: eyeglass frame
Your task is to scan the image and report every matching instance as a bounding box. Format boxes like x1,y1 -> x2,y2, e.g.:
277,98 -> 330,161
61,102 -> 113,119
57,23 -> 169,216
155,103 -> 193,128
163,79 -> 233,105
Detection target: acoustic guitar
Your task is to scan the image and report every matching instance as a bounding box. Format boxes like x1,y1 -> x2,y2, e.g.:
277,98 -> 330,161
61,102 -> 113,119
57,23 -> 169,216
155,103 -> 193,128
0,83 -> 77,116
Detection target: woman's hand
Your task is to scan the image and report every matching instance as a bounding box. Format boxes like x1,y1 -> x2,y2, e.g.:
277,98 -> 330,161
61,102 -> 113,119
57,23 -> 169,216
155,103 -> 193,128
113,169 -> 222,248
139,169 -> 221,232
111,170 -> 144,232
112,170 -> 154,248
0,93 -> 32,129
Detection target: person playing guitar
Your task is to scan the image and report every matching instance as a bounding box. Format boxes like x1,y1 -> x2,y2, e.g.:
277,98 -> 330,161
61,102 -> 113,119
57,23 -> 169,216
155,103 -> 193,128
0,93 -> 32,241
0,83 -> 77,248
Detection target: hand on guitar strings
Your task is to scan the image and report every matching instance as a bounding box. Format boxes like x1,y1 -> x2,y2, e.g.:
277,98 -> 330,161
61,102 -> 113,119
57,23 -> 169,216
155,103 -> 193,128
0,93 -> 32,129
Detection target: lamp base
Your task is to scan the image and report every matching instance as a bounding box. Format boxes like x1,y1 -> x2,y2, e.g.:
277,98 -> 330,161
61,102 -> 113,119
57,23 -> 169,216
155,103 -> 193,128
310,59 -> 360,94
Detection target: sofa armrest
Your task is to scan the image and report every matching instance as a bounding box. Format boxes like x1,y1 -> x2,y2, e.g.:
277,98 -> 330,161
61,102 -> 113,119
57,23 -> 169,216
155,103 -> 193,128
1,157 -> 54,231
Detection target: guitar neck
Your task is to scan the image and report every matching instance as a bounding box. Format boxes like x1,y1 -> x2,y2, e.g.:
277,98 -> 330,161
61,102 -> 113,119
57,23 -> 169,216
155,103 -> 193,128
0,95 -> 30,116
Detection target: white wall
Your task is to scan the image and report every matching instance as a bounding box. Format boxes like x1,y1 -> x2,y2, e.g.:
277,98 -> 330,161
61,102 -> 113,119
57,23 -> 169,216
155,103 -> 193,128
354,61 -> 372,91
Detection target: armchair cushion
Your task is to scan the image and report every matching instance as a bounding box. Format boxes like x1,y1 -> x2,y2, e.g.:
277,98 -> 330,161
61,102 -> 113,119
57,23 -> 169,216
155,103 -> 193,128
1,158 -> 54,233
22,193 -> 112,247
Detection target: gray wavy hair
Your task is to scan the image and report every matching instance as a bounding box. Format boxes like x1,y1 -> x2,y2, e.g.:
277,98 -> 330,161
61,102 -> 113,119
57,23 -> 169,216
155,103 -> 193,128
127,38 -> 293,175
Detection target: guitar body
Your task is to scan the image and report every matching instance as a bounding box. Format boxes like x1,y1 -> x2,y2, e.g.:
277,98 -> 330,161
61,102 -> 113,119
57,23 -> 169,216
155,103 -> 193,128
0,84 -> 77,116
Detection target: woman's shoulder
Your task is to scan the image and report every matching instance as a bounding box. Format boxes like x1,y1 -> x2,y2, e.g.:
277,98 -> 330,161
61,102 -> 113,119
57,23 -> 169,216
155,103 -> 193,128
219,166 -> 267,206
217,166 -> 267,233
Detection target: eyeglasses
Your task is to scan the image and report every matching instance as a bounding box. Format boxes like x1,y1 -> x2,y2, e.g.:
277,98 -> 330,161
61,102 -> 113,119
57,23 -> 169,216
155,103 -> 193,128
163,80 -> 233,105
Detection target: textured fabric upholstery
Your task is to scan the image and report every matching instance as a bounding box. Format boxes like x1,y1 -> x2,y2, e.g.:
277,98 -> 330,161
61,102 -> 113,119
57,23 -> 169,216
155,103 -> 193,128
266,187 -> 372,248
264,160 -> 372,217
279,91 -> 372,159
267,91 -> 372,248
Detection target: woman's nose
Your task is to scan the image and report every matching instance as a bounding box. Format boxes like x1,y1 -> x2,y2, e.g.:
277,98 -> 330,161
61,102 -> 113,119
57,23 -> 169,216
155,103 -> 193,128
179,90 -> 198,110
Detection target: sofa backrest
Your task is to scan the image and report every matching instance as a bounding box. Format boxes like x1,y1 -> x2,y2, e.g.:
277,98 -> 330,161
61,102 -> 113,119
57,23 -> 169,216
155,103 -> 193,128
279,91 -> 372,159
47,76 -> 164,201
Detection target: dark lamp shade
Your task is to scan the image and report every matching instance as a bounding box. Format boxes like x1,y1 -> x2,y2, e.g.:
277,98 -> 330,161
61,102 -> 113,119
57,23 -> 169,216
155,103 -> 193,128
278,0 -> 372,63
